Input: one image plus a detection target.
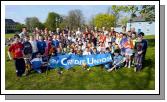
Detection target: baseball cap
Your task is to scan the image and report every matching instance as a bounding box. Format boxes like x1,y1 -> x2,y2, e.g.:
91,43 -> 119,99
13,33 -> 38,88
138,32 -> 144,37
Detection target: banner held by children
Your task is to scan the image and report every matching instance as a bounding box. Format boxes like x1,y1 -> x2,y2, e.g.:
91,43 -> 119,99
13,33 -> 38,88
48,53 -> 113,69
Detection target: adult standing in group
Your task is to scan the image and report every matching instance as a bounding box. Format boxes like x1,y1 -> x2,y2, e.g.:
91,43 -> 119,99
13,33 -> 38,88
122,26 -> 127,34
102,27 -> 108,35
110,27 -> 116,36
76,27 -> 82,38
19,27 -> 28,40
55,28 -> 60,35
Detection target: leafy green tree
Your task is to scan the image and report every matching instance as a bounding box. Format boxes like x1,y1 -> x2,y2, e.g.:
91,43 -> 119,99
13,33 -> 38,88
110,5 -> 125,26
140,5 -> 155,21
15,23 -> 25,32
38,22 -> 45,30
123,6 -> 139,19
123,6 -> 139,29
45,12 -> 62,31
93,14 -> 116,29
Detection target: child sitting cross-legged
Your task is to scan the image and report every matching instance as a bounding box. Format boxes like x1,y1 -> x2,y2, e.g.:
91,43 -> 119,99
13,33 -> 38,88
107,49 -> 126,72
30,52 -> 47,74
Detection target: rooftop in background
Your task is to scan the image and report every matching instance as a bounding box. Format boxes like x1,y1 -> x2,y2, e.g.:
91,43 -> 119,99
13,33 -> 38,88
5,19 -> 16,24
128,16 -> 154,23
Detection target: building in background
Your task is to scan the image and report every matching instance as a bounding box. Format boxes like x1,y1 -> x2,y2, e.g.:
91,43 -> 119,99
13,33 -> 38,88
126,16 -> 155,35
5,19 -> 17,33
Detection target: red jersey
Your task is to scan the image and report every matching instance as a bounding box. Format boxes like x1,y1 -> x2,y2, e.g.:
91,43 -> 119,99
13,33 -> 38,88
9,42 -> 24,59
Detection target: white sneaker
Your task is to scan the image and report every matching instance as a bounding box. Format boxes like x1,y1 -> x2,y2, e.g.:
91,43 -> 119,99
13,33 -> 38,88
124,64 -> 127,67
134,67 -> 137,72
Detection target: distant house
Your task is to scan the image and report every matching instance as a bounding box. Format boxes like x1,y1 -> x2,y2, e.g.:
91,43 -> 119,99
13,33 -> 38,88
5,19 -> 17,33
126,16 -> 155,35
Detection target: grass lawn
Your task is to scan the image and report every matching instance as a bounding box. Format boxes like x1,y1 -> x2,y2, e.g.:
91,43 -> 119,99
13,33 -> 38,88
5,34 -> 155,90
5,33 -> 15,38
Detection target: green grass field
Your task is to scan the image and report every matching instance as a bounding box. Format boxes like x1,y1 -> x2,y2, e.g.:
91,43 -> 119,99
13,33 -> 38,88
5,34 -> 155,90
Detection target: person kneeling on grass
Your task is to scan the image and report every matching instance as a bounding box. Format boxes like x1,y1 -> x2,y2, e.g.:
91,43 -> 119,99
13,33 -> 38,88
104,47 -> 113,70
30,53 -> 47,74
107,49 -> 125,72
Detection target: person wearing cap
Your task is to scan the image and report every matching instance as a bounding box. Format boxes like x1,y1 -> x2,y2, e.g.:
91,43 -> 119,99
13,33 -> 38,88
134,32 -> 148,72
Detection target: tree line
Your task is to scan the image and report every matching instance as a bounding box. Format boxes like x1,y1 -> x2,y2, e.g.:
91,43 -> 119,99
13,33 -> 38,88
15,5 -> 155,32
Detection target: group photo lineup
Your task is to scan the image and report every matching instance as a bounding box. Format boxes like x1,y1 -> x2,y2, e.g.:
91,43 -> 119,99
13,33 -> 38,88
4,4 -> 156,90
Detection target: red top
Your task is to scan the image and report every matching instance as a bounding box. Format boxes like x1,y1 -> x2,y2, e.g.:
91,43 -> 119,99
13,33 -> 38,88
99,35 -> 106,43
9,42 -> 24,59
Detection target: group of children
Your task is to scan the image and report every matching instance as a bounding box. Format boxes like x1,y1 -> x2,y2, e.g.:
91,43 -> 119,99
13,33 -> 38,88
7,26 -> 148,77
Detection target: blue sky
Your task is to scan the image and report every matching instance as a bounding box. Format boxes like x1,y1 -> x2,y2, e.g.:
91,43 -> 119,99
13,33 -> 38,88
5,5 -> 112,24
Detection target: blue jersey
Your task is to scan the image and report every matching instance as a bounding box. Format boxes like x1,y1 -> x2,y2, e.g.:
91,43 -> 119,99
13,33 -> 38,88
113,55 -> 123,65
30,58 -> 43,69
37,40 -> 46,51
52,40 -> 59,48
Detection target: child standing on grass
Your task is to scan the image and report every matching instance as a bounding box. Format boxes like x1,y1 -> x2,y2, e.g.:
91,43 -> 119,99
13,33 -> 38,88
8,35 -> 25,77
134,32 -> 148,72
119,33 -> 127,56
123,36 -> 134,68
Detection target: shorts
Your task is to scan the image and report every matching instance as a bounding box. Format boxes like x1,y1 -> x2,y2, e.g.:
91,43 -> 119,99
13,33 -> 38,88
125,49 -> 134,56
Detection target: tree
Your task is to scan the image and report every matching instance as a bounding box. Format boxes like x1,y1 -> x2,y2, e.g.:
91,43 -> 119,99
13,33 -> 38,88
140,5 -> 155,21
38,22 -> 45,30
109,5 -> 125,26
25,17 -> 41,32
123,6 -> 139,19
93,14 -> 116,29
45,12 -> 62,31
66,9 -> 85,30
15,23 -> 25,32
88,16 -> 95,28
123,6 -> 139,29
119,16 -> 129,26
59,16 -> 68,29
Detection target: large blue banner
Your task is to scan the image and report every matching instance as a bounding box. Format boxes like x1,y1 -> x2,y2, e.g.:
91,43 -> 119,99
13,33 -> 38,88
48,53 -> 112,69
